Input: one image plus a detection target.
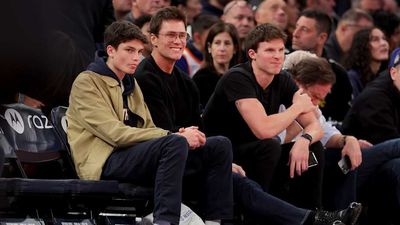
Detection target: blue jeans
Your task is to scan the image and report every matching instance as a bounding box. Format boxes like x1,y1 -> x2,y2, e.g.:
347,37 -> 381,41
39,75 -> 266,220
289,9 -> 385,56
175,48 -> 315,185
233,173 -> 309,225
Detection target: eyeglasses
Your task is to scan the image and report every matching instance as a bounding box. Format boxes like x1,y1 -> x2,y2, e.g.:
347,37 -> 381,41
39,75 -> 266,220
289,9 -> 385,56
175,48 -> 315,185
157,32 -> 190,42
223,0 -> 249,15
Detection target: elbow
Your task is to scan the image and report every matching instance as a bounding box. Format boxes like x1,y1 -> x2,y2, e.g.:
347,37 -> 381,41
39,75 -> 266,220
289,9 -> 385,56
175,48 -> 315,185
253,129 -> 277,140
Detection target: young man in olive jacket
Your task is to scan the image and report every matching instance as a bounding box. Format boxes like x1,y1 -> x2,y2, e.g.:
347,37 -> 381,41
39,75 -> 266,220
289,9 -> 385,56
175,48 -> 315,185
66,20 -> 232,225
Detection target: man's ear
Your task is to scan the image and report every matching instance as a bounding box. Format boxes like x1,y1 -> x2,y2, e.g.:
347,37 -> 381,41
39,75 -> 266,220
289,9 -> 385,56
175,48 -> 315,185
390,67 -> 398,81
318,32 -> 328,45
193,32 -> 202,44
150,33 -> 158,47
248,49 -> 256,60
106,45 -> 115,58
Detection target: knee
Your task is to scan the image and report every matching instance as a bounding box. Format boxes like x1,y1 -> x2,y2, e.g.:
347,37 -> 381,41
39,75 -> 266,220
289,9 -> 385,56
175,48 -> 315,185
206,135 -> 233,162
164,134 -> 189,160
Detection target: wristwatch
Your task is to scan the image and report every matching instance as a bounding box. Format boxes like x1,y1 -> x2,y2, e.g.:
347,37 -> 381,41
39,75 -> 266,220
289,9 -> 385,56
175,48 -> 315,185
301,133 -> 313,145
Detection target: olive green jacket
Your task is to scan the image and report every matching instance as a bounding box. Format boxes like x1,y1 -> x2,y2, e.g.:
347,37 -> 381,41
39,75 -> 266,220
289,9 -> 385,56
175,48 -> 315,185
66,71 -> 168,180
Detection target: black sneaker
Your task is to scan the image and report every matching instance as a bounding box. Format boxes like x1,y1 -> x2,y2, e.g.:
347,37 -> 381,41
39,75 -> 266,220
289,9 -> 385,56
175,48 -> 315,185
314,202 -> 362,225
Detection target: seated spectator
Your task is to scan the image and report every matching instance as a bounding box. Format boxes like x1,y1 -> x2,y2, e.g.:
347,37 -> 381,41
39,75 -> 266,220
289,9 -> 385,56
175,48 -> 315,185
372,10 -> 400,54
203,23 -> 325,209
193,22 -> 241,108
342,47 -> 400,145
324,9 -> 373,63
292,10 -> 353,124
124,0 -> 169,23
113,0 -> 132,20
221,0 -> 255,53
133,15 -> 153,58
173,0 -> 202,25
343,27 -> 389,100
66,20 -> 233,225
130,8 -> 234,224
285,51 -> 400,225
175,14 -> 220,77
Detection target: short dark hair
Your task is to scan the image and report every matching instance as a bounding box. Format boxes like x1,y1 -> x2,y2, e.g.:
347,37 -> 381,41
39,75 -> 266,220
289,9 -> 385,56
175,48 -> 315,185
289,57 -> 336,86
149,6 -> 187,35
104,21 -> 148,49
300,9 -> 332,35
204,22 -> 241,72
191,14 -> 221,34
244,23 -> 287,54
340,8 -> 373,25
133,15 -> 152,30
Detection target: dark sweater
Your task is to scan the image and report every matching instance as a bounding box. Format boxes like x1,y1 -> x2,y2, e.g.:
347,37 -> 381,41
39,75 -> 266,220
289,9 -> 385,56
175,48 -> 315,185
135,56 -> 203,132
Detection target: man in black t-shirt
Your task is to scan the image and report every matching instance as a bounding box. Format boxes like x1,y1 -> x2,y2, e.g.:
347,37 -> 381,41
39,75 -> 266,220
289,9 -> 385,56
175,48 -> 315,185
203,23 -> 324,209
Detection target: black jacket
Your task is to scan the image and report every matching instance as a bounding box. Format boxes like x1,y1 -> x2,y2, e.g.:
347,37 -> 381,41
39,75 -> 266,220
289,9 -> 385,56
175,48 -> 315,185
342,71 -> 400,144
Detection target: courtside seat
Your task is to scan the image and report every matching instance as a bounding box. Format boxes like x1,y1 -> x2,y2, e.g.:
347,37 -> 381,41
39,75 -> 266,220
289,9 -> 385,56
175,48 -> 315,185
51,106 -> 155,218
0,104 -> 120,218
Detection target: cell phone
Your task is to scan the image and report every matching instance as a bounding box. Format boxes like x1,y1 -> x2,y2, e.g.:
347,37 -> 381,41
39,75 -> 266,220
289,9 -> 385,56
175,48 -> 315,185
308,151 -> 318,168
338,155 -> 351,174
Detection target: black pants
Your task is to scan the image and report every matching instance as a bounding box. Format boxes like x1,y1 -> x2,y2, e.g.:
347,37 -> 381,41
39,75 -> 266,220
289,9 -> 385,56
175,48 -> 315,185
234,139 -> 324,209
323,148 -> 357,210
234,138 -> 281,192
101,135 -> 233,224
271,142 -> 324,209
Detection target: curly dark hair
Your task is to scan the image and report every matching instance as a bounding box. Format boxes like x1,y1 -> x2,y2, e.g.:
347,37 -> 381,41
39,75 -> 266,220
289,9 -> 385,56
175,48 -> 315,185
342,28 -> 376,86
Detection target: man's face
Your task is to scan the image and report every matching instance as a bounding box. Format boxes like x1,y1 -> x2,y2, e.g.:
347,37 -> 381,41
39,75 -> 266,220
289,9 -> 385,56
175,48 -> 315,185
390,65 -> 400,91
341,18 -> 373,46
151,20 -> 187,62
183,0 -> 202,24
255,0 -> 288,30
292,16 -> 320,52
113,0 -> 132,12
314,0 -> 336,17
223,2 -> 255,39
248,38 -> 285,76
300,83 -> 332,106
107,39 -> 144,76
134,0 -> 167,16
360,0 -> 383,12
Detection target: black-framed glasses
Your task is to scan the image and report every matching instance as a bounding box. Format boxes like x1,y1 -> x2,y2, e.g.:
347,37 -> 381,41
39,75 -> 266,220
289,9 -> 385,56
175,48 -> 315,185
157,32 -> 191,42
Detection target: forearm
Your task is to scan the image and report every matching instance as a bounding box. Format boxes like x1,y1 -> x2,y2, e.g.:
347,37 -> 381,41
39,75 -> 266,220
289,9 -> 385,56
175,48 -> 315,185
303,120 -> 323,144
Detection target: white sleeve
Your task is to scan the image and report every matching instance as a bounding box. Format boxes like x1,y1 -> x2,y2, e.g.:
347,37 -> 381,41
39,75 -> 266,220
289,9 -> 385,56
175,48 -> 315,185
319,109 -> 341,146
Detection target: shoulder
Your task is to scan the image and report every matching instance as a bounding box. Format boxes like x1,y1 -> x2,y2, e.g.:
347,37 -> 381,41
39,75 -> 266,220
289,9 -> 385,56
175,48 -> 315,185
74,71 -> 117,87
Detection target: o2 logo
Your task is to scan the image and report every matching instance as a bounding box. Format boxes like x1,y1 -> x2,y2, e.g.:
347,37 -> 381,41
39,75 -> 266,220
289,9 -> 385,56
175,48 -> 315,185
5,109 -> 24,134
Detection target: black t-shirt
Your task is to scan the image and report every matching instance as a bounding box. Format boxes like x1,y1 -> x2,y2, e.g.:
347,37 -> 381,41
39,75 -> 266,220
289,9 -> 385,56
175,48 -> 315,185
203,62 -> 298,145
135,56 -> 202,132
